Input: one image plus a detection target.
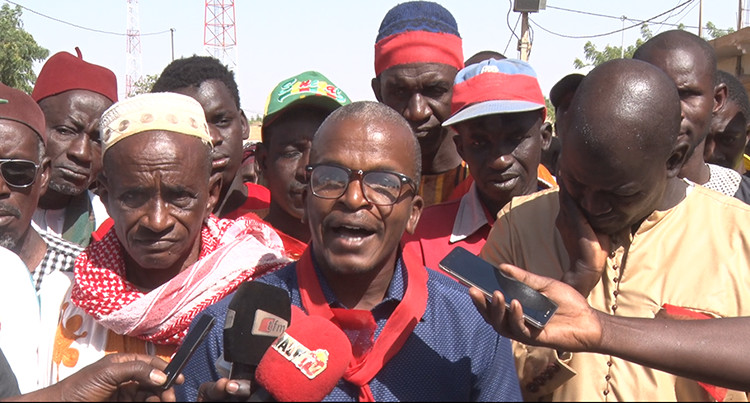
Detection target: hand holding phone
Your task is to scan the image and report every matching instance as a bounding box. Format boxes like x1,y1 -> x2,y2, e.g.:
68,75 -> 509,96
439,247 -> 558,329
162,315 -> 215,390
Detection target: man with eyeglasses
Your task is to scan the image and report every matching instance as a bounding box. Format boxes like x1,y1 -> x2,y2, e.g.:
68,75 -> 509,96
0,83 -> 85,392
176,101 -> 521,402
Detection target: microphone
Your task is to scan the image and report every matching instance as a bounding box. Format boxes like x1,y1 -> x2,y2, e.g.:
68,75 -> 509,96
254,308 -> 353,402
223,281 -> 292,384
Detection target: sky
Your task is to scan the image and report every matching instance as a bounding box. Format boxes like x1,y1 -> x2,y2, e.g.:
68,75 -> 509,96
8,0 -> 745,117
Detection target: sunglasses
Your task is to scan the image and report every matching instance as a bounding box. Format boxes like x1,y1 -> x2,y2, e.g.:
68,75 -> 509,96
0,159 -> 39,188
306,163 -> 417,206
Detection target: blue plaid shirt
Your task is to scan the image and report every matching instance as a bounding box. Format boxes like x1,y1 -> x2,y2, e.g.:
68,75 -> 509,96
176,250 -> 521,402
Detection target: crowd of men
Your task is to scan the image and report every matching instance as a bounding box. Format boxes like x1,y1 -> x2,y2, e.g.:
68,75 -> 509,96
1,1 -> 749,401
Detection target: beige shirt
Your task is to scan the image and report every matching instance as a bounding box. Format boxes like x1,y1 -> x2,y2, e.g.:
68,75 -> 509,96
481,184 -> 750,401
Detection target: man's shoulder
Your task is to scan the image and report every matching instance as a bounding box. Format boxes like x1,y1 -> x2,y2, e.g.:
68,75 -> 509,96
38,230 -> 84,259
412,198 -> 461,235
690,183 -> 750,214
497,187 -> 560,223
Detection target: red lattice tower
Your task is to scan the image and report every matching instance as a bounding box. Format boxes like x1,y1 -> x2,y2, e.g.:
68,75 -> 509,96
204,0 -> 238,72
126,0 -> 143,97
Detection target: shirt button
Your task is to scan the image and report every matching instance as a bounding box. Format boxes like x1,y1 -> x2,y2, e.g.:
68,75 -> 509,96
612,304 -> 618,311
607,361 -> 613,367
612,264 -> 618,271
603,390 -> 609,396
613,277 -> 619,283
605,375 -> 611,381
613,290 -> 619,297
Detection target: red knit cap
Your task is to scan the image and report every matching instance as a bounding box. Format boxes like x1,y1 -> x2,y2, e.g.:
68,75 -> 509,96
31,47 -> 118,103
0,83 -> 47,144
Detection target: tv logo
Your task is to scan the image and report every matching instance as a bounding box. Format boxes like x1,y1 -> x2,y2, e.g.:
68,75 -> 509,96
252,309 -> 289,337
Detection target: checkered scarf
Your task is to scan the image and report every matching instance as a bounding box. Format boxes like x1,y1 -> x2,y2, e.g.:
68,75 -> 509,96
71,214 -> 290,345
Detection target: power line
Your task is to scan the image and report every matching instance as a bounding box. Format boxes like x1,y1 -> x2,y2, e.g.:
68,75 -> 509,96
531,0 -> 696,39
3,0 -> 171,37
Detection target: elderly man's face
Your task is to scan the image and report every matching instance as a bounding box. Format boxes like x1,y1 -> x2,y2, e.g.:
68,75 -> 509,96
372,63 -> 457,159
304,115 -> 422,276
38,90 -> 111,197
0,122 -> 48,250
100,131 -> 216,273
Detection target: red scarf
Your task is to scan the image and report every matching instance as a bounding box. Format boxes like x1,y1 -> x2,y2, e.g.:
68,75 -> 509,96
295,245 -> 428,402
72,215 -> 289,345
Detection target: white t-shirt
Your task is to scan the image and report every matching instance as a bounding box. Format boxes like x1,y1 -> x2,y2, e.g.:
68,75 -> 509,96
0,247 -> 41,394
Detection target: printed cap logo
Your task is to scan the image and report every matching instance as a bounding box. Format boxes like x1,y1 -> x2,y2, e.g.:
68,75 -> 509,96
480,65 -> 500,74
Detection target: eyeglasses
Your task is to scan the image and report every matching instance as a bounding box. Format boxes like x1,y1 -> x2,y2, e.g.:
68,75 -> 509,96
0,159 -> 39,188
306,163 -> 417,206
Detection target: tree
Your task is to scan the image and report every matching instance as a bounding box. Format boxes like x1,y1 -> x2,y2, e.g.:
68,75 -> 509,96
705,22 -> 734,39
574,24 -> 654,69
574,21 -> 735,70
0,4 -> 49,93
130,74 -> 160,97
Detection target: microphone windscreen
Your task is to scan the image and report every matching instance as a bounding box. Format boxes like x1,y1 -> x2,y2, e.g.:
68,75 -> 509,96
255,311 -> 353,402
223,281 -> 292,366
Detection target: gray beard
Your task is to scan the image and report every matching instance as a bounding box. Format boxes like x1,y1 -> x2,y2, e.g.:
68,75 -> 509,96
0,233 -> 18,251
48,179 -> 85,196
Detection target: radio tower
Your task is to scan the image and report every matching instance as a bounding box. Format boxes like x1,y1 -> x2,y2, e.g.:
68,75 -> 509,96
126,0 -> 143,97
204,0 -> 238,73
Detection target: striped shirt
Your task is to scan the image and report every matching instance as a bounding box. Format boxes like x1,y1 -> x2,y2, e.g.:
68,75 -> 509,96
418,161 -> 470,207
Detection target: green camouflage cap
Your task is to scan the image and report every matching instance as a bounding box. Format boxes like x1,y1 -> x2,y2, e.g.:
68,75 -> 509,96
262,71 -> 351,128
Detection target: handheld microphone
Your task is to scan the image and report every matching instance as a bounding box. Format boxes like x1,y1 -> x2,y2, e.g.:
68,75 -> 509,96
254,309 -> 353,402
223,281 -> 292,383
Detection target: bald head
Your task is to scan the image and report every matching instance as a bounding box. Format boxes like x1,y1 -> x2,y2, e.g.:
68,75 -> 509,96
313,101 -> 422,187
566,58 -> 681,161
633,30 -> 717,79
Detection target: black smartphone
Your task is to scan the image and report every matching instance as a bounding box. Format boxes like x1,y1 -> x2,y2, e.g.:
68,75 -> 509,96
161,315 -> 215,390
438,246 -> 558,329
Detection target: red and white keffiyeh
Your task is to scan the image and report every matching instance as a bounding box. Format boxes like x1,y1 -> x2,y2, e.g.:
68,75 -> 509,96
71,214 -> 290,345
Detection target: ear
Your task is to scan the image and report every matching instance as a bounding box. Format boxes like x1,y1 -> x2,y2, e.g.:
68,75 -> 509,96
452,130 -> 465,160
239,110 -> 250,141
38,156 -> 51,195
255,142 -> 269,174
713,82 -> 728,115
371,77 -> 383,102
540,121 -> 553,151
404,194 -> 424,235
205,172 -> 222,216
667,137 -> 691,178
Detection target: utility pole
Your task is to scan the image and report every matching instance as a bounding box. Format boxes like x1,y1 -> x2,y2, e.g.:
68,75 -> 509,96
513,0 -> 545,62
520,12 -> 530,61
698,0 -> 703,38
739,0 -> 743,31
170,28 -> 175,61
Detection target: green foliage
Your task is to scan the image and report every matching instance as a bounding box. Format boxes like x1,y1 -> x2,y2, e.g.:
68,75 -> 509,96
545,97 -> 555,124
574,25 -> 653,69
130,74 -> 160,97
705,22 -> 734,39
0,4 -> 49,93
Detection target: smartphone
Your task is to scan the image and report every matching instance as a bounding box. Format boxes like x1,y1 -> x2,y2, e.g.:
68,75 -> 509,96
162,315 -> 216,390
438,246 -> 558,329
